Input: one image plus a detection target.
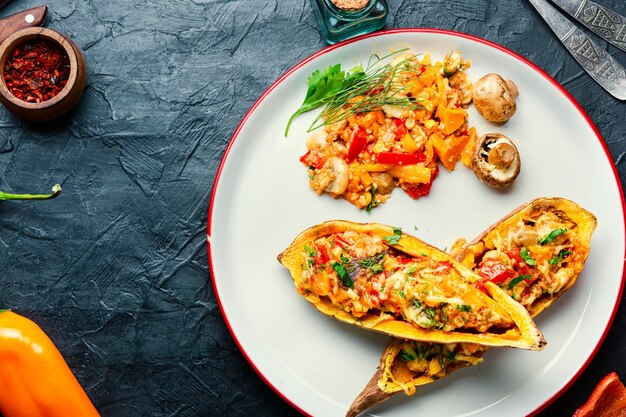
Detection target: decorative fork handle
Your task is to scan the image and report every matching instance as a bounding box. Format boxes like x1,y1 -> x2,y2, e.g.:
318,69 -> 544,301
528,0 -> 626,100
561,26 -> 626,99
554,0 -> 626,52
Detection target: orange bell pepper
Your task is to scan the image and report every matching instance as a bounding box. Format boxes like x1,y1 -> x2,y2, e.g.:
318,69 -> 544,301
0,311 -> 100,417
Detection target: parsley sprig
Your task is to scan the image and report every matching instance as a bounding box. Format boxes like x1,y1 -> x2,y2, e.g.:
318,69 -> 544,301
539,228 -> 568,245
520,247 -> 537,266
549,249 -> 572,265
332,253 -> 354,288
507,274 -> 532,290
285,50 -> 425,136
384,227 -> 402,245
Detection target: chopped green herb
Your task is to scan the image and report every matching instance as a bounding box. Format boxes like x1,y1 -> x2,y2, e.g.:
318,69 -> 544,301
414,343 -> 429,360
420,252 -> 428,257
397,289 -> 406,299
414,225 -> 419,231
332,261 -> 353,288
406,266 -> 417,276
507,274 -> 533,290
456,304 -> 472,312
549,249 -> 572,265
520,247 -> 537,266
540,228 -> 568,245
413,299 -> 421,309
360,252 -> 385,274
401,343 -> 418,361
304,245 -> 316,269
365,184 -> 379,213
424,307 -> 436,328
384,227 -> 402,245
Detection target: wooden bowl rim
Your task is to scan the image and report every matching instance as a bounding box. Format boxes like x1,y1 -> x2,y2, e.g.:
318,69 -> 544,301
0,27 -> 81,110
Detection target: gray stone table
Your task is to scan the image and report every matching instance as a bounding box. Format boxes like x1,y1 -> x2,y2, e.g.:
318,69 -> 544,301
0,0 -> 624,416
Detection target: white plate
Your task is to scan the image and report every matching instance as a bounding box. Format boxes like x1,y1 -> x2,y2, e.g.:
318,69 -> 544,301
208,29 -> 626,417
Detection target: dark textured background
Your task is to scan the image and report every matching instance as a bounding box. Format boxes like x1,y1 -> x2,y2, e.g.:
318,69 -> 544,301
0,0 -> 624,416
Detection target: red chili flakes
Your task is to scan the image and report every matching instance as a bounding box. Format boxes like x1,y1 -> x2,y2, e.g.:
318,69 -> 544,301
3,40 -> 70,103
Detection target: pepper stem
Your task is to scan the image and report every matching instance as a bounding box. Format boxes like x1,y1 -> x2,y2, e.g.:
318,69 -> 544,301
0,184 -> 62,201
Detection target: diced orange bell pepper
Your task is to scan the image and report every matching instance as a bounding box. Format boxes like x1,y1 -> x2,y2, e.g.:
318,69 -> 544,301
387,165 -> 432,184
430,132 -> 469,171
460,127 -> 477,167
436,106 -> 467,135
400,133 -> 419,153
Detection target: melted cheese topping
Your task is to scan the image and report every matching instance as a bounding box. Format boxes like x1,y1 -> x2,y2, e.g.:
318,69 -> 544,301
299,231 -> 511,333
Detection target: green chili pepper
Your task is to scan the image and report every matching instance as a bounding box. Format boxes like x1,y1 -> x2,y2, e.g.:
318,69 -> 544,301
0,184 -> 62,201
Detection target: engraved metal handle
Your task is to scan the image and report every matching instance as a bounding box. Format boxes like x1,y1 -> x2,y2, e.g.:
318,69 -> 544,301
529,0 -> 626,100
571,0 -> 626,53
561,26 -> 626,99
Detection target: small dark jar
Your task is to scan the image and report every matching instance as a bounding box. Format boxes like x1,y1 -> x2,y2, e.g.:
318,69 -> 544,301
310,0 -> 388,45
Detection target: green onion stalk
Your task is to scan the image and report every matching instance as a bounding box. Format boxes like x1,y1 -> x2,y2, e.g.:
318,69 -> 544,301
0,184 -> 62,201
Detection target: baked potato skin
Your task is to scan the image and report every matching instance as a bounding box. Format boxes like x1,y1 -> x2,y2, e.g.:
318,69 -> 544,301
347,198 -> 597,417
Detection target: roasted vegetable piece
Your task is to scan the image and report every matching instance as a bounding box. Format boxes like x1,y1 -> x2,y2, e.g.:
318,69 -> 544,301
0,184 -> 61,201
278,220 -> 545,350
348,198 -> 597,417
573,372 -> 626,417
0,311 -> 100,417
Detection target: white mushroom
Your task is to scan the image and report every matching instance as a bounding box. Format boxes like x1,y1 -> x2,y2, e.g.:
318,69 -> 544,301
471,133 -> 521,188
324,157 -> 349,195
472,74 -> 518,123
306,129 -> 329,150
443,50 -> 462,75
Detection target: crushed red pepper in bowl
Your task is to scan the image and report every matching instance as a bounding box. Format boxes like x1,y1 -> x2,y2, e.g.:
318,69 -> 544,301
3,39 -> 70,103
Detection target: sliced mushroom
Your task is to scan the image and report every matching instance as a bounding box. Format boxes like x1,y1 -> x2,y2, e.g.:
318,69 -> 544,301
471,133 -> 520,188
472,74 -> 518,123
324,157 -> 350,195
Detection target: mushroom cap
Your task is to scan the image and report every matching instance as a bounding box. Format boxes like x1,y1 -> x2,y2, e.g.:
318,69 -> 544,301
472,74 -> 517,123
471,133 -> 521,188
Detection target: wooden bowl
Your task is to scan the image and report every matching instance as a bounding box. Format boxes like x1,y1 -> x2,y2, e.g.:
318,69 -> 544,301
0,27 -> 86,121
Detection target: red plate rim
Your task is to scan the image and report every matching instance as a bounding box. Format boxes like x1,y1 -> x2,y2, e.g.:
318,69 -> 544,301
207,27 -> 626,417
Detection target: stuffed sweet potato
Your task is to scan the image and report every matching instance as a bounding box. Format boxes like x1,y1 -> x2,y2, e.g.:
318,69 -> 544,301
278,220 -> 545,350
347,197 -> 597,417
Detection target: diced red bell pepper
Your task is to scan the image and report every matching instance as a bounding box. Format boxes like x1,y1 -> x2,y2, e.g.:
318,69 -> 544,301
508,248 -> 532,276
402,166 -> 439,199
315,243 -> 330,266
299,150 -> 325,169
334,235 -> 350,249
475,262 -> 516,292
345,127 -> 368,162
393,118 -> 407,139
377,152 -> 427,165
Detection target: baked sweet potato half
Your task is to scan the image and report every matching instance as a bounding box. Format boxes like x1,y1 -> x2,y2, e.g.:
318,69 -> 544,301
278,220 -> 545,350
348,197 -> 597,417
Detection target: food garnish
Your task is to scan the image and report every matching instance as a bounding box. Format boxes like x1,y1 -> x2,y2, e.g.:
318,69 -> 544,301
285,63 -> 366,136
278,220 -> 545,349
348,198 -> 597,417
0,183 -> 62,201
